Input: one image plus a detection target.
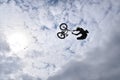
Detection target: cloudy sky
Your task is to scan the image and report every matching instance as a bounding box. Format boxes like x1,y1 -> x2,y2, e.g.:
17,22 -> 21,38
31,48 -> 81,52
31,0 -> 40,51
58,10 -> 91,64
0,0 -> 120,80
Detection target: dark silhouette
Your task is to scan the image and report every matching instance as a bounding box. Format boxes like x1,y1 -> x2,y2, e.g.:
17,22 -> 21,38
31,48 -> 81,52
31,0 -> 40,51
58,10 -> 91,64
72,27 -> 89,40
57,23 -> 89,40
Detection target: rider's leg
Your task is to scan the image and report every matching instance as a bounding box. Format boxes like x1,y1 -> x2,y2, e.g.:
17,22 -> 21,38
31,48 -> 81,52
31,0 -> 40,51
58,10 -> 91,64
77,34 -> 87,40
77,37 -> 84,40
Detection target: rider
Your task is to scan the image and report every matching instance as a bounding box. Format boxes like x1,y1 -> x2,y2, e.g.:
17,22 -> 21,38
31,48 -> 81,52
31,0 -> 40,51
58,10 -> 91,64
72,27 -> 89,40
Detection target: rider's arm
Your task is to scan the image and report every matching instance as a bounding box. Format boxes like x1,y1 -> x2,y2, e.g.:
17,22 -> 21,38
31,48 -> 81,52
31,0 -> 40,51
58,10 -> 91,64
72,30 -> 80,35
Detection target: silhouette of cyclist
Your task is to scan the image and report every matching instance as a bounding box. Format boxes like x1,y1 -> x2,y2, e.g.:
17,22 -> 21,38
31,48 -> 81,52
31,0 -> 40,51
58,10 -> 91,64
72,27 -> 89,40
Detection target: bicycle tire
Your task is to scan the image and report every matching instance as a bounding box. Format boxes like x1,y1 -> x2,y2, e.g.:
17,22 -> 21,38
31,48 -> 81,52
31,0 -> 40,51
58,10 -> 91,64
59,23 -> 68,30
57,32 -> 65,39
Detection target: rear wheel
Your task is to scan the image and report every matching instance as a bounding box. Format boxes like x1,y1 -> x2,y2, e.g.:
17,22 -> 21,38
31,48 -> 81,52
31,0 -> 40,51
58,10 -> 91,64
57,32 -> 65,39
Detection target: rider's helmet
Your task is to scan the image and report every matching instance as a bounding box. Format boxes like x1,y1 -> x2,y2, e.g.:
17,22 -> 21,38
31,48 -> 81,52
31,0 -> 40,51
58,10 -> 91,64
76,27 -> 81,31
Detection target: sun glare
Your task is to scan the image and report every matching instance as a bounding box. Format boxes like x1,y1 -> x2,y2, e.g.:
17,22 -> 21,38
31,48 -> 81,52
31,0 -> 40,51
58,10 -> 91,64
7,31 -> 29,52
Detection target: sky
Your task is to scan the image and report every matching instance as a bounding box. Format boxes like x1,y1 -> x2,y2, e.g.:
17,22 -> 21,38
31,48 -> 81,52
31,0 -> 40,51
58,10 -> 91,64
0,0 -> 120,80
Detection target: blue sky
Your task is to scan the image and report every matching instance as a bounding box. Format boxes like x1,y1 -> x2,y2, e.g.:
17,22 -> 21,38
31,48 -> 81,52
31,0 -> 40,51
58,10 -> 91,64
0,0 -> 120,80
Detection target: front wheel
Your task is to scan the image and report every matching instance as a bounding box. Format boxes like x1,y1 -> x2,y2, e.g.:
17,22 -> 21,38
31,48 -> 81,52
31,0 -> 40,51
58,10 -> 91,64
57,32 -> 65,39
59,23 -> 68,30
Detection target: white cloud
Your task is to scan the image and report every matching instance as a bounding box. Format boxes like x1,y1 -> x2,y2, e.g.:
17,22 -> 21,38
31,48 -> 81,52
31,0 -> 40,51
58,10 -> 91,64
47,31 -> 120,80
0,0 -> 120,80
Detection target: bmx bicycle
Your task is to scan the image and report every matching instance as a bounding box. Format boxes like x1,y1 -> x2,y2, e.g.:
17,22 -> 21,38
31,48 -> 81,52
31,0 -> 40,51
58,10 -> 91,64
57,23 -> 73,39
